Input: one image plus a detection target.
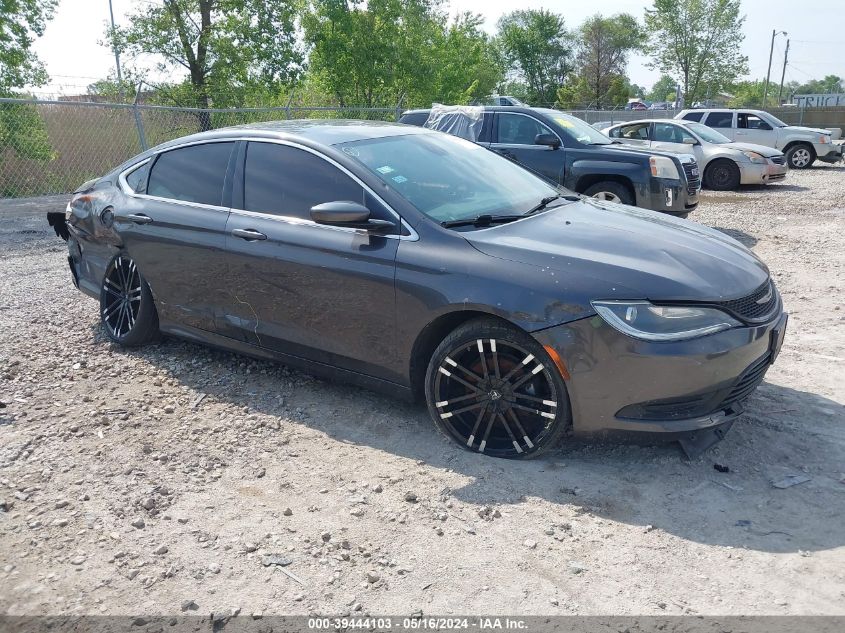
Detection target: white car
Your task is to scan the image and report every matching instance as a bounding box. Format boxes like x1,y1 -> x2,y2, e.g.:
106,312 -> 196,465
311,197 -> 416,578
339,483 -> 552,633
601,119 -> 788,190
675,108 -> 843,169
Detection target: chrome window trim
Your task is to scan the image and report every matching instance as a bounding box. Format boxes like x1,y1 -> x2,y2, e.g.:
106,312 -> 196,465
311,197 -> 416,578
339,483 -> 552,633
491,111 -> 563,148
117,137 -> 418,241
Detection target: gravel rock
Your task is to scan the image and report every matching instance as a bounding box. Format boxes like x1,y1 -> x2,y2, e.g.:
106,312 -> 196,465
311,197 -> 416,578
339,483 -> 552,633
152,545 -> 169,555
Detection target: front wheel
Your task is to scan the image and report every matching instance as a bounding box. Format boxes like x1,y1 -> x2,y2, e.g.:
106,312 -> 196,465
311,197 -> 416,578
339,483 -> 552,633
424,318 -> 572,459
785,144 -> 815,169
100,254 -> 159,346
704,159 -> 741,190
582,181 -> 634,205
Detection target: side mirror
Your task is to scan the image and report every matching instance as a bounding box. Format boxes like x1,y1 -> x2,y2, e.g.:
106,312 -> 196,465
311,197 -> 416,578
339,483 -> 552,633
535,133 -> 561,149
310,201 -> 395,232
682,137 -> 698,145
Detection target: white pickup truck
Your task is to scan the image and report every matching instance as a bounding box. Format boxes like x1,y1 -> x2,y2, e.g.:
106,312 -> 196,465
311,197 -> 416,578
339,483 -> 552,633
675,108 -> 843,169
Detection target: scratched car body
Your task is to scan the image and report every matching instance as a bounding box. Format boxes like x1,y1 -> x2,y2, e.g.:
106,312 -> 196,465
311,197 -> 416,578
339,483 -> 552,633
50,120 -> 787,458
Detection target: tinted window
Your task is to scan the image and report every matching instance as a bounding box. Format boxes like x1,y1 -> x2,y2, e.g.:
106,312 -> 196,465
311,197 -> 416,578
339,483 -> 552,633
705,112 -> 734,128
738,113 -> 772,130
682,112 -> 704,122
148,142 -> 234,206
243,142 -> 365,220
653,123 -> 695,144
497,114 -> 555,145
612,123 -> 650,140
125,162 -> 149,193
399,112 -> 430,127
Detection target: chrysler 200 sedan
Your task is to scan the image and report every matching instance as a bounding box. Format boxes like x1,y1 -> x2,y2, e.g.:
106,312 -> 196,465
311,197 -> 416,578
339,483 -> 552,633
51,120 -> 787,459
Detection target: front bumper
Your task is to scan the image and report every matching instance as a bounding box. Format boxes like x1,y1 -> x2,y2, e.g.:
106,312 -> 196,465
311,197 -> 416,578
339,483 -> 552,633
638,177 -> 698,216
815,141 -> 844,163
739,160 -> 788,185
533,310 -> 788,436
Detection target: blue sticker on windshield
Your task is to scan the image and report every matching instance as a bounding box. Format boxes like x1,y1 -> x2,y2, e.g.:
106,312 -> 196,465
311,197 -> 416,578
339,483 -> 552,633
376,165 -> 394,174
392,175 -> 408,184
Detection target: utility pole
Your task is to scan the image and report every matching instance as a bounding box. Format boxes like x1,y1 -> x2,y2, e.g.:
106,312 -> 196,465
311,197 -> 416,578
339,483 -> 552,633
108,0 -> 124,97
777,39 -> 790,105
763,29 -> 787,108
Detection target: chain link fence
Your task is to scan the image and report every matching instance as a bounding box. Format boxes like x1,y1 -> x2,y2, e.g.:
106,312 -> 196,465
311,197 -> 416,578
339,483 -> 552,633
3,97 -> 844,199
0,98 -> 401,198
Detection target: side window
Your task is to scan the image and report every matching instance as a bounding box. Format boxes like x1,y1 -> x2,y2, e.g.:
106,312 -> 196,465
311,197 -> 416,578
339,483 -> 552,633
705,112 -> 734,128
682,112 -> 704,122
243,142 -> 366,221
614,123 -> 650,140
147,142 -> 234,206
477,113 -> 494,143
399,112 -> 429,127
124,162 -> 149,193
738,113 -> 772,130
653,123 -> 681,143
497,114 -> 555,145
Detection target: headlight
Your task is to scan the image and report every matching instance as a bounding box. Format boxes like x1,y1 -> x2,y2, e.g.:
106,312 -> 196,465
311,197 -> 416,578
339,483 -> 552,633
591,300 -> 741,341
649,156 -> 680,180
819,135 -> 830,144
741,150 -> 767,164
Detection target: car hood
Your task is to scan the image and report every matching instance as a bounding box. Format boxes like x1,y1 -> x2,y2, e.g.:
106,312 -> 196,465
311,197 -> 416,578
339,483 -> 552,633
604,143 -> 689,162
786,125 -> 831,136
725,142 -> 784,157
466,199 -> 769,302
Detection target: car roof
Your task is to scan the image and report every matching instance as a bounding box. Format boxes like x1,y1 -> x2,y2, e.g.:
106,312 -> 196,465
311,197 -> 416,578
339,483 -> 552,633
403,105 -> 557,116
608,119 -> 678,127
153,119 -> 432,152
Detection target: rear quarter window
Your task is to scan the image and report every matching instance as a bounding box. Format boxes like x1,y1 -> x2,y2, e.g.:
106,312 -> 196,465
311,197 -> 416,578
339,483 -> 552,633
399,112 -> 430,127
682,112 -> 704,122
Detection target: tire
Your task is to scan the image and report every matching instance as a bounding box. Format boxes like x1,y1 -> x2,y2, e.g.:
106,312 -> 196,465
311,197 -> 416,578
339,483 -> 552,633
785,144 -> 815,169
583,181 -> 634,205
704,159 -> 741,191
100,253 -> 159,346
424,318 -> 572,459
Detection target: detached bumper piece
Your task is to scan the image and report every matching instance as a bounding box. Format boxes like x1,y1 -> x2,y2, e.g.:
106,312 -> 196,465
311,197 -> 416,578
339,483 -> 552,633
817,142 -> 844,164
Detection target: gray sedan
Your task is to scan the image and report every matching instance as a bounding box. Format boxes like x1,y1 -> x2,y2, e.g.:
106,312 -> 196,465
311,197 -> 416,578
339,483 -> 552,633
602,119 -> 788,190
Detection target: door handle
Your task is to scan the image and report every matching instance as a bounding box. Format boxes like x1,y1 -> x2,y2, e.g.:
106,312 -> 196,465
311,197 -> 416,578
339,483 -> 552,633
231,228 -> 267,241
124,213 -> 153,224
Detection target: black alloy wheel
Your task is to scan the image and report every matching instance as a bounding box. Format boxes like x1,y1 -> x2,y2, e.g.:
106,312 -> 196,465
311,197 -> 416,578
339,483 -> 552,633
100,254 -> 159,346
705,159 -> 741,191
426,320 -> 570,459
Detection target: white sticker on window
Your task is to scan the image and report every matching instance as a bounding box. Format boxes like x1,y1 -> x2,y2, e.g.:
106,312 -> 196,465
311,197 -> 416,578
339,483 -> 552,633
376,165 -> 394,174
392,175 -> 408,184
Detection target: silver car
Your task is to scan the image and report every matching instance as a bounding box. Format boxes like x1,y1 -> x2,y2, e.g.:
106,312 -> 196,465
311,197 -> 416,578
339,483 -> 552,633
601,119 -> 788,190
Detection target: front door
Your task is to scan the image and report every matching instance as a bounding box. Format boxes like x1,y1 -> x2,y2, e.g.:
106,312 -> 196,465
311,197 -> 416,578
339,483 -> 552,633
650,122 -> 705,164
115,141 -> 235,332
736,112 -> 777,146
222,141 -> 400,382
490,112 -> 566,185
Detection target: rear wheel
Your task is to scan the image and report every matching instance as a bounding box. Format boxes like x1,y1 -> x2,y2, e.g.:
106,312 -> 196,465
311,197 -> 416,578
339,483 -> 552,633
582,181 -> 634,205
785,144 -> 814,169
424,319 -> 571,459
100,254 -> 159,346
704,159 -> 741,190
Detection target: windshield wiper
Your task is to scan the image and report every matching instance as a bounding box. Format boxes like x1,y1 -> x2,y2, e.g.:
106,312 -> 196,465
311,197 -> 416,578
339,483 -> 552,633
525,193 -> 580,215
441,214 -> 524,228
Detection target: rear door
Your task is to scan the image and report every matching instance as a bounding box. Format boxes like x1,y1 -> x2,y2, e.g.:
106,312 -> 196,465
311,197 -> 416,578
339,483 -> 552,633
736,111 -> 777,146
115,140 -> 235,332
222,140 -> 401,381
702,111 -> 736,140
490,112 -> 565,184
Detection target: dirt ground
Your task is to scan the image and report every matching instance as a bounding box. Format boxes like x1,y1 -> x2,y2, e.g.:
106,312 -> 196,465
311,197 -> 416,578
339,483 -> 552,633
1,167 -> 844,618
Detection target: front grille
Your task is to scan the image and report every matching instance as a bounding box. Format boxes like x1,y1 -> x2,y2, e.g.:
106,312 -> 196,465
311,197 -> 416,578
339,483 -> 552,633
682,160 -> 701,195
718,353 -> 771,409
771,156 -> 786,165
713,280 -> 779,323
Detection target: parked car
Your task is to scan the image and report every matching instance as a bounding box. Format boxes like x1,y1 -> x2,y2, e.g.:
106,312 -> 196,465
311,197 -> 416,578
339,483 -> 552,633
675,108 -> 844,169
400,106 -> 700,217
602,119 -> 788,190
474,95 -> 526,107
49,121 -> 786,459
625,100 -> 648,111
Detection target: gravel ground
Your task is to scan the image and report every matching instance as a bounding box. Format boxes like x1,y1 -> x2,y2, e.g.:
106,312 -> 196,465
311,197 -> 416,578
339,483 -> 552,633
1,168 -> 844,617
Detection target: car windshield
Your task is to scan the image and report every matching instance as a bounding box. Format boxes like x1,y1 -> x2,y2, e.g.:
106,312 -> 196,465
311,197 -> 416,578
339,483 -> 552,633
536,109 -> 613,145
685,122 -> 732,144
763,112 -> 788,127
337,132 -> 560,223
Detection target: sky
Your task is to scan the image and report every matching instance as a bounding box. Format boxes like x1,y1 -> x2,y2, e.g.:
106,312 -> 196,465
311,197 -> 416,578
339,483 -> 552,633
29,0 -> 845,97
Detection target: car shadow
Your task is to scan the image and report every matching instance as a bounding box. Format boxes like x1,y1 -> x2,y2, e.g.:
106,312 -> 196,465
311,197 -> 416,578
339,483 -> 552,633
737,183 -> 810,193
96,327 -> 845,556
712,226 -> 758,247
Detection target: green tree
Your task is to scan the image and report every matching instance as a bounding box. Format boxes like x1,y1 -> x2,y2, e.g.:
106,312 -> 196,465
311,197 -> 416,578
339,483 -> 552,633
647,74 -> 678,102
0,0 -> 57,171
110,0 -> 304,124
574,13 -> 643,109
643,0 -> 748,104
496,10 -> 573,105
728,79 -> 765,107
789,75 -> 843,95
